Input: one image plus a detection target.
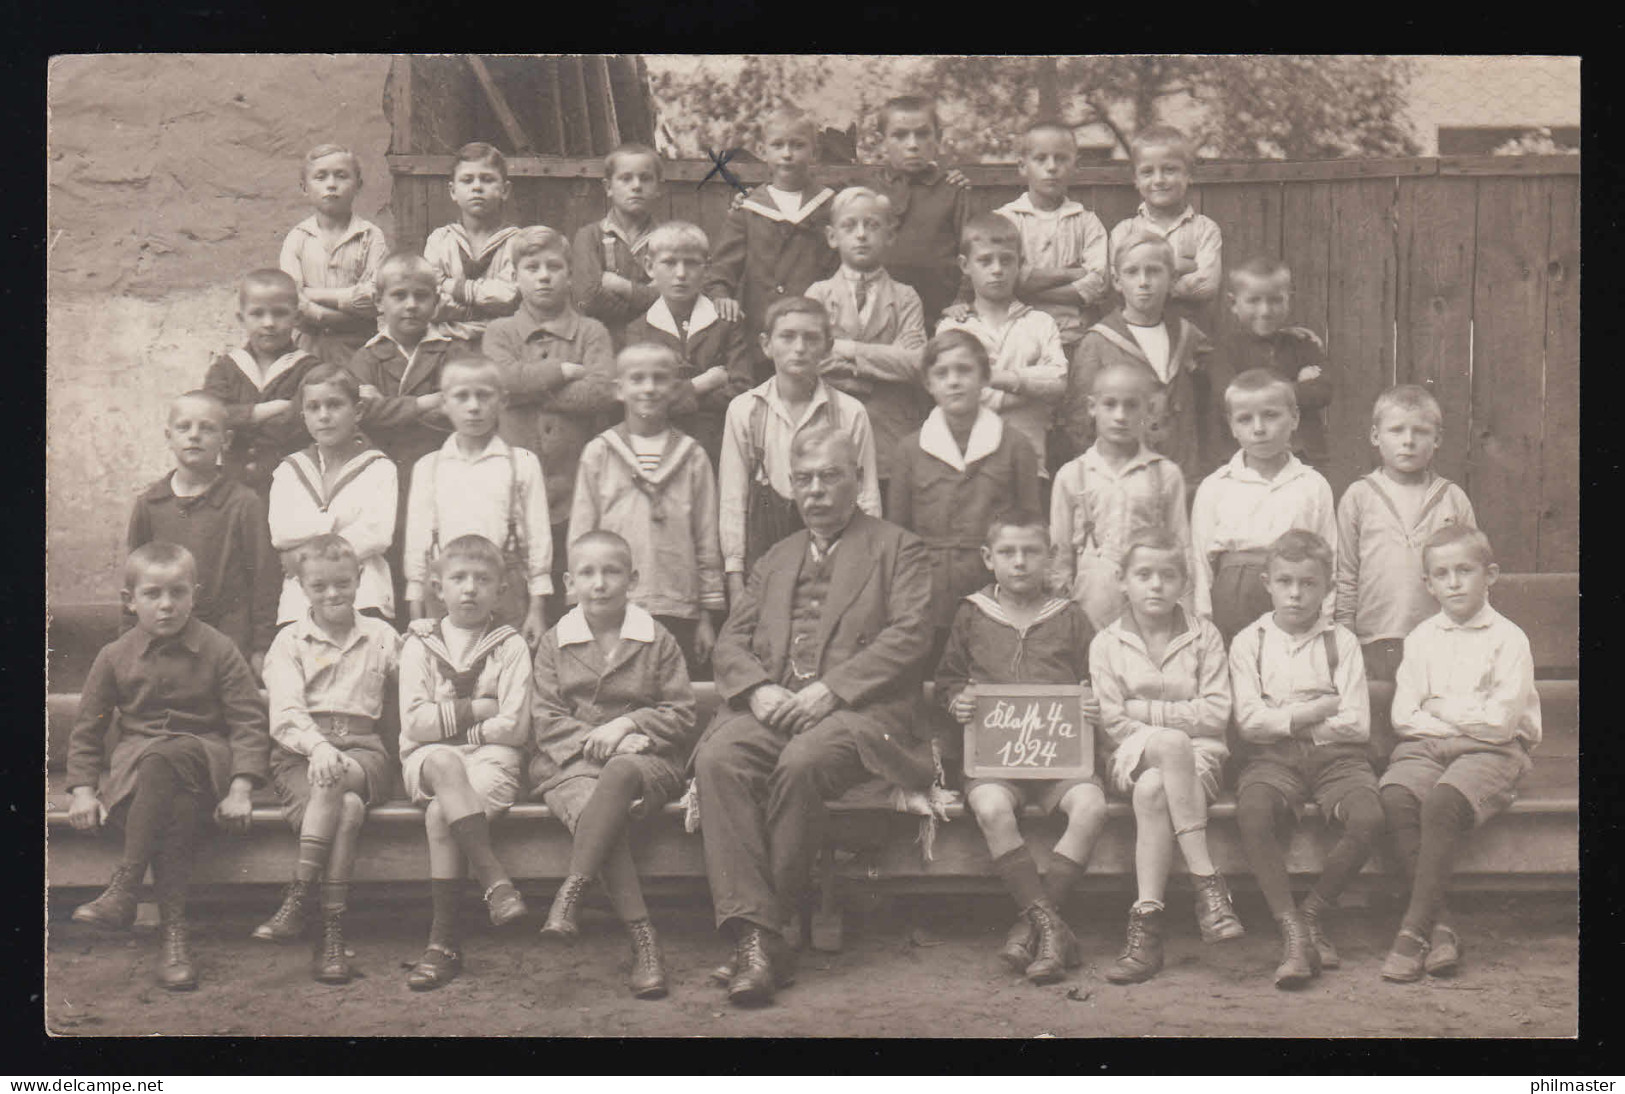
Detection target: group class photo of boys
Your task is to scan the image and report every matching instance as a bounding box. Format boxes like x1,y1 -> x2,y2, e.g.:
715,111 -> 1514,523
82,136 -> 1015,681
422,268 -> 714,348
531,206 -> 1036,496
44,54 -> 1580,1040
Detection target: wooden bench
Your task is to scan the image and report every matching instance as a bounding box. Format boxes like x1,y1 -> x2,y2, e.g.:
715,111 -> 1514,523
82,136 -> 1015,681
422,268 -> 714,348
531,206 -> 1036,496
44,577 -> 1579,946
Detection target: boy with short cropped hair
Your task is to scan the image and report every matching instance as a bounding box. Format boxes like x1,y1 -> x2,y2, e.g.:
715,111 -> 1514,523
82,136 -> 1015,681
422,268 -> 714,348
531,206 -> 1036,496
705,108 -> 839,368
403,356 -> 552,647
398,534 -> 535,991
424,142 -> 521,342
1191,368 -> 1336,644
127,390 -> 280,672
573,143 -> 666,343
484,225 -> 619,619
1062,231 -> 1213,488
1379,525 -> 1540,983
1050,361 -> 1193,631
253,534 -> 402,984
805,186 -> 929,492
996,122 -> 1110,353
1109,125 -> 1222,330
718,296 -> 881,602
936,213 -> 1069,484
867,94 -> 972,329
67,542 -> 269,992
570,343 -> 727,672
532,530 -> 700,999
937,513 -> 1104,986
1210,257 -> 1334,472
1229,530 -> 1381,990
622,221 -> 754,468
203,269 -> 323,497
889,330 -> 1041,668
1336,385 -> 1477,681
281,144 -> 389,368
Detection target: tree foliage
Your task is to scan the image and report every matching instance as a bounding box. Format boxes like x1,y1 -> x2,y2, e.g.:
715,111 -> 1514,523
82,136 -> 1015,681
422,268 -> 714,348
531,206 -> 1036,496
648,55 -> 1421,163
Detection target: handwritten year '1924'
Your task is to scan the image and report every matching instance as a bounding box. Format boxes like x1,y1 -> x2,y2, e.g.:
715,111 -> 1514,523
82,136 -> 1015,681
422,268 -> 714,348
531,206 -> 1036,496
984,700 -> 1076,767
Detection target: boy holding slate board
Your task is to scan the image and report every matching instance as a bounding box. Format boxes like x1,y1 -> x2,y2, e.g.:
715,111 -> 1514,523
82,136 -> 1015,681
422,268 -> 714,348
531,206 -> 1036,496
935,512 -> 1103,987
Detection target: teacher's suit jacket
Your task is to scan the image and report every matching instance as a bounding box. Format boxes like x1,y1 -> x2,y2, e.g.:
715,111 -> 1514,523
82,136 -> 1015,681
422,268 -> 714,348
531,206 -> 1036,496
694,512 -> 937,790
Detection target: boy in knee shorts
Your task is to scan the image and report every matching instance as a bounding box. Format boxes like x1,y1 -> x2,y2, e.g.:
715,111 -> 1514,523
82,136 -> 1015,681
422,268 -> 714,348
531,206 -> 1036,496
937,513 -> 1104,986
1378,525 -> 1540,982
398,534 -> 534,990
1229,530 -> 1381,989
254,534 -> 401,983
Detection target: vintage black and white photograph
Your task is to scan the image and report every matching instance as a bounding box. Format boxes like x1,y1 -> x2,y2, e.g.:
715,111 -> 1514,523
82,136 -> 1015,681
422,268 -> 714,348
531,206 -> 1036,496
44,53 -> 1579,1039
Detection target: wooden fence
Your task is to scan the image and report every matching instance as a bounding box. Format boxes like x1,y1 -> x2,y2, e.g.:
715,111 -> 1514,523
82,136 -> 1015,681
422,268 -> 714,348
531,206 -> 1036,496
388,154 -> 1580,573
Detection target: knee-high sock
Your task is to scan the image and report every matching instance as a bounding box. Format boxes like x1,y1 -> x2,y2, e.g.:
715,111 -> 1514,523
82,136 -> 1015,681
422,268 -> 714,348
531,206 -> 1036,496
447,813 -> 508,892
1315,789 -> 1384,905
1237,784 -> 1295,920
429,878 -> 459,949
993,846 -> 1046,911
1380,784 -> 1423,881
1043,852 -> 1085,908
1400,784 -> 1475,936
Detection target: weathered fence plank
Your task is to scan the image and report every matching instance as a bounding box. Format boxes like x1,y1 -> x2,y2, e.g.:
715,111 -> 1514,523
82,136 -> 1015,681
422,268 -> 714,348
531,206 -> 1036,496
1539,176 -> 1580,572
1394,176 -> 1478,487
1325,177 -> 1399,498
1469,177 -> 1553,573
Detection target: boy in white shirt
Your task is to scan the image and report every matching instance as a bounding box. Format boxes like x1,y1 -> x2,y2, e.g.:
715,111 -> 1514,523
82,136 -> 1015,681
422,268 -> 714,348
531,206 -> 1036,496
1190,369 -> 1336,643
1379,525 -> 1540,983
935,213 -> 1068,486
1229,530 -> 1380,990
403,356 -> 552,647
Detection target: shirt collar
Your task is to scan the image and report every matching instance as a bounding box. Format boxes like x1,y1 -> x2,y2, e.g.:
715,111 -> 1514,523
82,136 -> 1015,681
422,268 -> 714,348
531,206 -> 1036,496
739,185 -> 834,225
1261,610 -> 1336,647
293,214 -> 375,249
755,375 -> 834,421
510,302 -> 582,342
808,532 -> 842,563
365,326 -> 453,353
555,603 -> 657,647
1219,448 -> 1308,486
1435,603 -> 1500,632
1082,442 -> 1161,478
291,610 -> 372,653
438,431 -> 511,464
918,406 -> 1003,471
1134,203 -> 1197,231
144,471 -> 232,508
134,616 -> 204,658
645,294 -> 719,339
1112,605 -> 1195,648
227,346 -> 309,393
839,265 -> 886,286
1004,192 -> 1084,219
442,222 -> 519,259
599,214 -> 652,253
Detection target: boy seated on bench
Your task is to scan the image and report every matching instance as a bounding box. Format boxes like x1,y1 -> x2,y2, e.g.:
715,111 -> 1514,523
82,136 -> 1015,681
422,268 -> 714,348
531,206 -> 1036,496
1379,525 -> 1542,983
936,511 -> 1103,987
67,542 -> 270,992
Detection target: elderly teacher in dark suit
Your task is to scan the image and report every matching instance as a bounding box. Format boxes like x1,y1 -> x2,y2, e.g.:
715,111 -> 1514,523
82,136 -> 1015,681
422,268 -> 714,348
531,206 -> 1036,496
693,426 -> 935,1006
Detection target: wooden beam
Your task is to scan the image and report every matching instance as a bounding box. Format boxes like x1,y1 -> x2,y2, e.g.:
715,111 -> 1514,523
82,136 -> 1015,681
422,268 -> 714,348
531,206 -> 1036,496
465,53 -> 532,153
387,55 -> 414,156
1439,153 -> 1580,176
388,153 -> 1580,186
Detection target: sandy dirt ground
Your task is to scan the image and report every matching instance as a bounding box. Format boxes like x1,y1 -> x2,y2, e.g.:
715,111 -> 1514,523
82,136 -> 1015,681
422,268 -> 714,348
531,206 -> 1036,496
45,889 -> 1576,1039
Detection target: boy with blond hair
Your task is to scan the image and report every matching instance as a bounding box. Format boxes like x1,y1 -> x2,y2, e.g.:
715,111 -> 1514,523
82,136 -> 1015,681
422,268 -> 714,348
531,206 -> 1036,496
1108,125 -> 1221,330
936,213 -> 1068,485
1336,384 -> 1477,681
622,221 -> 754,468
805,186 -> 929,495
